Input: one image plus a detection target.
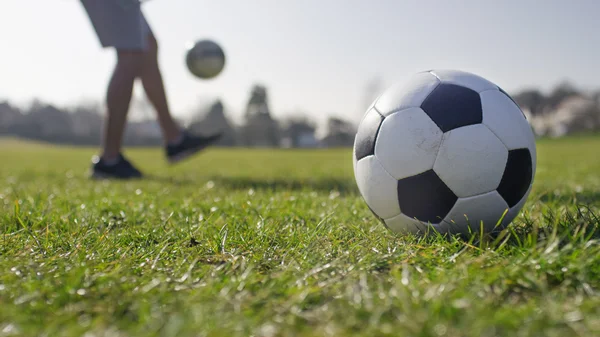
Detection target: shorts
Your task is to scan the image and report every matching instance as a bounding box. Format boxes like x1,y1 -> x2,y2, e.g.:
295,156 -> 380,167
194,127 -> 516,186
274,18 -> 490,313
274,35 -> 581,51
80,0 -> 151,51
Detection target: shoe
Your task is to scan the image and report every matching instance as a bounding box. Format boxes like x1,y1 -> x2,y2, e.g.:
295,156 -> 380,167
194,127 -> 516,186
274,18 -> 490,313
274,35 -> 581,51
90,154 -> 143,180
166,131 -> 222,164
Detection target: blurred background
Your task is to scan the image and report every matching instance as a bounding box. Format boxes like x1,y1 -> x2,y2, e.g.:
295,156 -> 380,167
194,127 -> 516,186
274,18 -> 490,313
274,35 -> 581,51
0,0 -> 599,148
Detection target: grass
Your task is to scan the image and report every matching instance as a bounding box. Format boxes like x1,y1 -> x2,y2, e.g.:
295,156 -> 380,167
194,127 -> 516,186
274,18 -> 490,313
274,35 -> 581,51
1,135 -> 600,337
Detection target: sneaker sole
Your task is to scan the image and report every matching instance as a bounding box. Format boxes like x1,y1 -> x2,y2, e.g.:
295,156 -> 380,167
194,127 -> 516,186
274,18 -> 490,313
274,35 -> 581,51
167,144 -> 210,164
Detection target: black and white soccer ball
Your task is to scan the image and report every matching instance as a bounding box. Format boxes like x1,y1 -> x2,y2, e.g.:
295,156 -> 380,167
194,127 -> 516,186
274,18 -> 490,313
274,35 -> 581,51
185,39 -> 226,79
353,69 -> 536,235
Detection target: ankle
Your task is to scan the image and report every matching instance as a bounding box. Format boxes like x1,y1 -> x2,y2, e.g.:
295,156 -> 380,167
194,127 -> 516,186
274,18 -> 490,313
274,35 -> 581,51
101,153 -> 120,166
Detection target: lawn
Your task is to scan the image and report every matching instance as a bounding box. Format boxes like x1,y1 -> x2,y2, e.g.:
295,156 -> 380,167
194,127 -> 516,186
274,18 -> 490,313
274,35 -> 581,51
1,135 -> 600,337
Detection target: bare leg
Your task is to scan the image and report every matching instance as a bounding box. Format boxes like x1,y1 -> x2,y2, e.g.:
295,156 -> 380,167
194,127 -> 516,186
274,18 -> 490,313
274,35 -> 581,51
101,51 -> 144,161
140,33 -> 182,144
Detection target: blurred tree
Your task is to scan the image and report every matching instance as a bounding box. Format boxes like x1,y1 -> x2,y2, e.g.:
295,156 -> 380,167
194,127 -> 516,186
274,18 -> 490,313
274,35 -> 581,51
320,117 -> 356,147
546,81 -> 580,110
280,114 -> 318,148
540,96 -> 600,137
23,102 -> 74,143
69,101 -> 103,145
240,84 -> 281,147
0,101 -> 23,134
244,85 -> 270,118
513,89 -> 546,116
593,91 -> 600,105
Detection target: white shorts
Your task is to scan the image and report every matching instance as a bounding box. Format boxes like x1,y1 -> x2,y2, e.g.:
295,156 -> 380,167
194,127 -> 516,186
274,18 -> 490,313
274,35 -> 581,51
80,0 -> 151,51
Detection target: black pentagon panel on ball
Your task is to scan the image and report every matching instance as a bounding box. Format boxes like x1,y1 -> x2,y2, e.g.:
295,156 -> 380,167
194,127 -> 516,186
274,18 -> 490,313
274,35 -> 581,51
420,84 -> 483,132
354,108 -> 385,161
497,148 -> 533,207
397,170 -> 458,224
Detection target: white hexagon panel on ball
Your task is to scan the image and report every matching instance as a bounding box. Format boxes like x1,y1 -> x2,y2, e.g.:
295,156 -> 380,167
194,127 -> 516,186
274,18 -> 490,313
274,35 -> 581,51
433,124 -> 509,198
374,107 -> 443,181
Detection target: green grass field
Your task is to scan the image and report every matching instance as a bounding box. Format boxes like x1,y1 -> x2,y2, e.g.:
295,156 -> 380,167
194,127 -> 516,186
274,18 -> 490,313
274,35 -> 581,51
1,136 -> 600,337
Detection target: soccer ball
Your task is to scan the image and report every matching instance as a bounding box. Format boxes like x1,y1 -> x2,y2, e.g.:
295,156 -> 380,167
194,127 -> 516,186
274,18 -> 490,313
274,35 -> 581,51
185,39 -> 226,79
353,69 -> 536,236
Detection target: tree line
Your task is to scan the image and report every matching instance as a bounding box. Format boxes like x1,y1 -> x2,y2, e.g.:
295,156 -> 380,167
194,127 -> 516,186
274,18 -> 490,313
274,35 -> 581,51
512,81 -> 600,137
1,81 -> 599,148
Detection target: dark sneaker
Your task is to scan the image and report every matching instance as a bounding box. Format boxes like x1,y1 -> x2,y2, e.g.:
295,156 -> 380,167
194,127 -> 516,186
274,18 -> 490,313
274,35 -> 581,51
166,131 -> 222,164
90,154 -> 143,180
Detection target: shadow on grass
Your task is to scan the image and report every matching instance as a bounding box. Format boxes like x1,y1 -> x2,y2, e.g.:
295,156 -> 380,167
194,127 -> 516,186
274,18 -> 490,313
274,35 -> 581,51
144,175 -> 197,186
206,176 -> 358,194
141,174 -> 358,195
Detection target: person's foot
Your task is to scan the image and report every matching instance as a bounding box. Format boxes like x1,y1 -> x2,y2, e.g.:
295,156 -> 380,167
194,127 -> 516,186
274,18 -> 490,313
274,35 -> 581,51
90,154 -> 143,180
166,131 -> 222,164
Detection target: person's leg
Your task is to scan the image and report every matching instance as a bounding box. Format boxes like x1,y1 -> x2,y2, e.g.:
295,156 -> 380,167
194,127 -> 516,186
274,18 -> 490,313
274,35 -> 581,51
139,32 -> 182,144
82,0 -> 148,178
101,51 -> 144,161
90,50 -> 145,179
137,29 -> 223,163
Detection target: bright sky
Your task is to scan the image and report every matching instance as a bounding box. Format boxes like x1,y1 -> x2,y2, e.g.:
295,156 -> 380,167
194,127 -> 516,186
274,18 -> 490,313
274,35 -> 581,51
1,0 -> 599,127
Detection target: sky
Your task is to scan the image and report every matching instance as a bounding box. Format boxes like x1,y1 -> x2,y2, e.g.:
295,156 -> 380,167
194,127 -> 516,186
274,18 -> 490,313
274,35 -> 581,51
1,0 -> 599,128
